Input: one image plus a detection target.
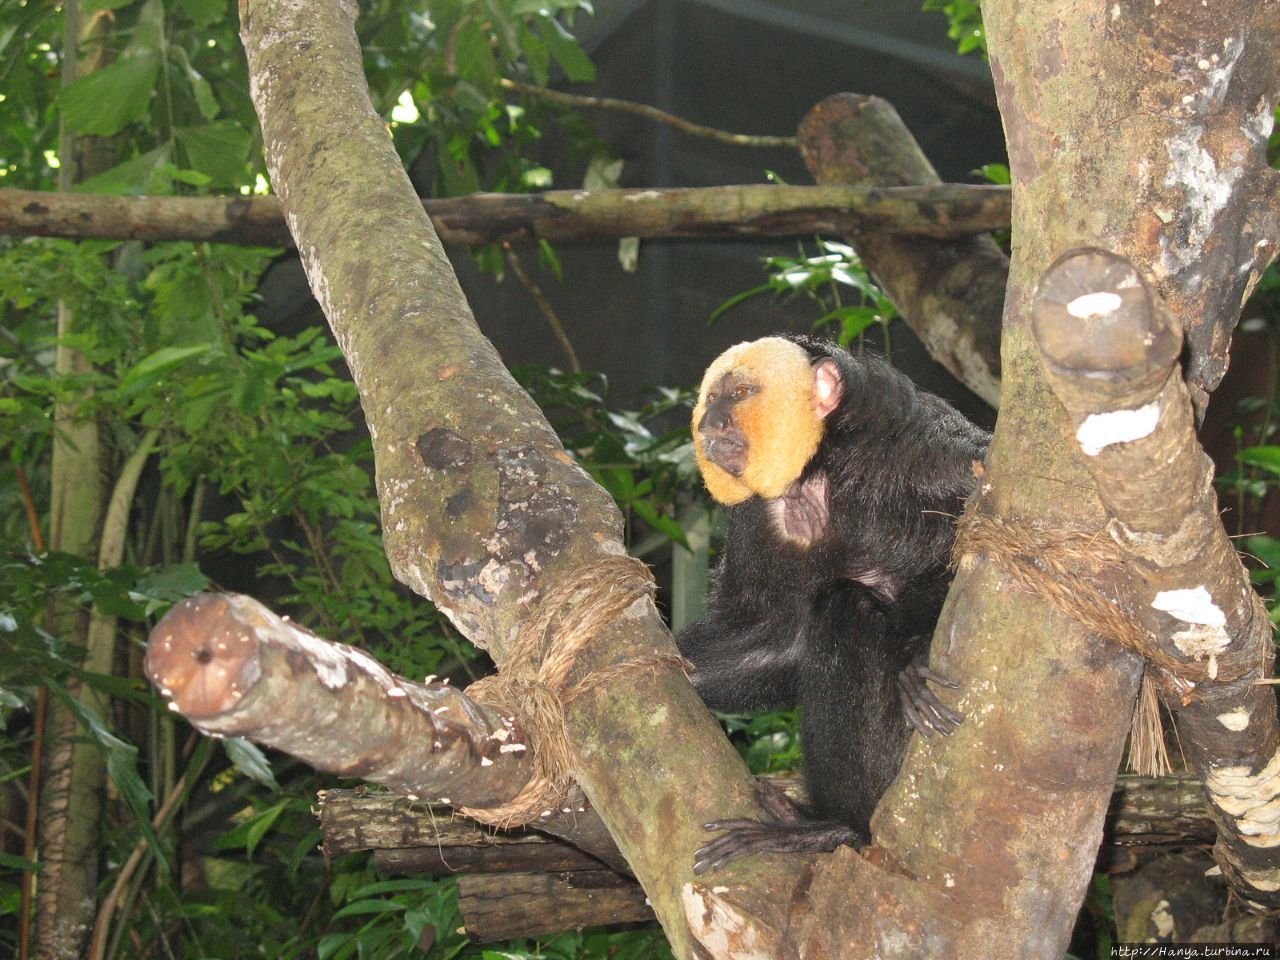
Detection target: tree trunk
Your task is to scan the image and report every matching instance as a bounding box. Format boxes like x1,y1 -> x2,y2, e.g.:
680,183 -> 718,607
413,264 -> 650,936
34,2 -> 115,955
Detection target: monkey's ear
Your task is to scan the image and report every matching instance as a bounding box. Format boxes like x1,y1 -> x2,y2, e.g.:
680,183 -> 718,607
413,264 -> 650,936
813,359 -> 844,419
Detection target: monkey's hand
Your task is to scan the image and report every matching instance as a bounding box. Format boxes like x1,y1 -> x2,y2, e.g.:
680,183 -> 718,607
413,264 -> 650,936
693,815 -> 867,875
897,657 -> 963,737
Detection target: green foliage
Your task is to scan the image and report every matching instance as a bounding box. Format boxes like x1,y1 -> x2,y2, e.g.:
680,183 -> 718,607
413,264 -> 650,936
0,2 -> 683,956
922,0 -> 987,58
514,366 -> 699,549
718,709 -> 802,775
357,0 -> 609,205
0,0 -> 261,192
712,239 -> 900,354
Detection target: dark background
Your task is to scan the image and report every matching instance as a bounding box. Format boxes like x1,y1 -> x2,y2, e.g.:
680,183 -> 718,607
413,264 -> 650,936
260,0 -> 1007,423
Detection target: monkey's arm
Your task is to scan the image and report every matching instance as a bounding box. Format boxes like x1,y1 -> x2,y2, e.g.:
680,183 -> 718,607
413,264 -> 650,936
676,606 -> 801,712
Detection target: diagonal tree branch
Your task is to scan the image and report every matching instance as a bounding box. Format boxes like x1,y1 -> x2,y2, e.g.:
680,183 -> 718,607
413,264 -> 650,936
144,592 -> 626,868
233,2 -> 789,953
799,94 -> 1007,407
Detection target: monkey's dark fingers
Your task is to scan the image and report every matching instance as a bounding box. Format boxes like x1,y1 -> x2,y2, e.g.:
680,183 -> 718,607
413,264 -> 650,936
898,672 -> 963,736
694,819 -> 796,874
899,661 -> 964,735
898,685 -> 937,738
914,665 -> 960,689
702,817 -> 762,833
917,685 -> 964,732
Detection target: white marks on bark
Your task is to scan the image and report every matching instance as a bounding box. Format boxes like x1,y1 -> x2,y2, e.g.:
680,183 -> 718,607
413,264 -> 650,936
1075,402 -> 1161,455
1152,586 -> 1231,673
1162,128 -> 1241,279
682,884 -> 773,960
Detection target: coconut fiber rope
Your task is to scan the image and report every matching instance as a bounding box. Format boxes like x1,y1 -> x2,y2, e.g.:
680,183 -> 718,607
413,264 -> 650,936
460,554 -> 690,828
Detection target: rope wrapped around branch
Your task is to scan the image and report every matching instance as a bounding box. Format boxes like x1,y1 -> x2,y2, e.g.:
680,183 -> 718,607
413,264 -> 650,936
460,555 -> 690,828
954,511 -> 1189,675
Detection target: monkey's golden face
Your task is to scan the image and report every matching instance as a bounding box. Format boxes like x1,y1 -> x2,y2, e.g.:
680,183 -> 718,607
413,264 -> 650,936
692,337 -> 826,505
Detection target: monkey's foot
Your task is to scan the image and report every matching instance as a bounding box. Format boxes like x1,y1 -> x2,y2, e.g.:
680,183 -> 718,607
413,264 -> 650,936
752,775 -> 803,823
897,658 -> 963,737
693,816 -> 867,874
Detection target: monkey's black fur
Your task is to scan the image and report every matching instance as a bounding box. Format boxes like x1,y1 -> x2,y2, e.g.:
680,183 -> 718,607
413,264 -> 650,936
678,335 -> 991,871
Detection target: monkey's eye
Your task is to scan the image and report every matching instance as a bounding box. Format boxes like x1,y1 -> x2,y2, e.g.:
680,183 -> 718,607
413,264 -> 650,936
707,390 -> 719,402
732,384 -> 755,400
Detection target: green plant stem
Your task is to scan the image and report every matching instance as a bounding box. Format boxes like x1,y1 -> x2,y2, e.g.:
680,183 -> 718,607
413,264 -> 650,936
91,735 -> 205,960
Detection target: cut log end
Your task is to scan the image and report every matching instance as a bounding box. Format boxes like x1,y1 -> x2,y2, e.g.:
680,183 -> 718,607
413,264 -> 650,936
1032,247 -> 1182,387
144,593 -> 260,718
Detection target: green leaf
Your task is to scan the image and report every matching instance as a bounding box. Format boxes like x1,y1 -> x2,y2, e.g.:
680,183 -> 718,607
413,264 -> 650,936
709,283 -> 772,322
631,499 -> 689,547
61,52 -> 160,136
175,0 -> 227,30
317,932 -> 355,960
452,18 -> 499,90
0,851 -> 39,872
214,798 -> 289,857
1240,445 -> 1280,476
222,737 -> 281,793
169,45 -> 220,121
350,878 -> 435,899
975,162 -> 1010,184
175,120 -> 254,187
73,146 -> 173,195
331,898 -> 406,919
132,563 -> 209,605
117,344 -> 212,398
84,0 -> 138,12
518,26 -> 551,86
106,743 -> 166,873
160,163 -> 213,187
533,17 -> 595,83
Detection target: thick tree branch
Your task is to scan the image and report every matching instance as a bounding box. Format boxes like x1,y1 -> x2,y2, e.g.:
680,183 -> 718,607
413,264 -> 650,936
235,3 -> 793,954
1032,248 -> 1280,908
145,593 -> 535,807
798,94 -> 1007,407
0,183 -> 1011,247
144,592 -> 626,867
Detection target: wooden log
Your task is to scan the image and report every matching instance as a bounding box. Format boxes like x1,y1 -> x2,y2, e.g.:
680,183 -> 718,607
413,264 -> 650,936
0,183 -> 1011,247
320,775 -> 1220,942
323,774 -> 1214,873
456,870 -> 652,943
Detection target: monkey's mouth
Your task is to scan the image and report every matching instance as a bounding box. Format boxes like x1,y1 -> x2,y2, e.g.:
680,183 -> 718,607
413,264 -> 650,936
702,434 -> 746,477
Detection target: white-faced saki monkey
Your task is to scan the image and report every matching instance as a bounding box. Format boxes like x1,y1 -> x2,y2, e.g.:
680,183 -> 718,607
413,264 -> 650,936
678,334 -> 990,873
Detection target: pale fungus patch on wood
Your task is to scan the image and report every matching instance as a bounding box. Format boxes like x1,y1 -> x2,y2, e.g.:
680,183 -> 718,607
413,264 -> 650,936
1152,586 -> 1232,673
249,601 -> 412,694
1217,707 -> 1250,731
1206,748 -> 1280,848
1151,586 -> 1227,628
1075,402 -> 1161,456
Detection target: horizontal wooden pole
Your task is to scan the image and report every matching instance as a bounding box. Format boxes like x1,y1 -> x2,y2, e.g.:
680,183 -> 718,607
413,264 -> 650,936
0,183 -> 1011,248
